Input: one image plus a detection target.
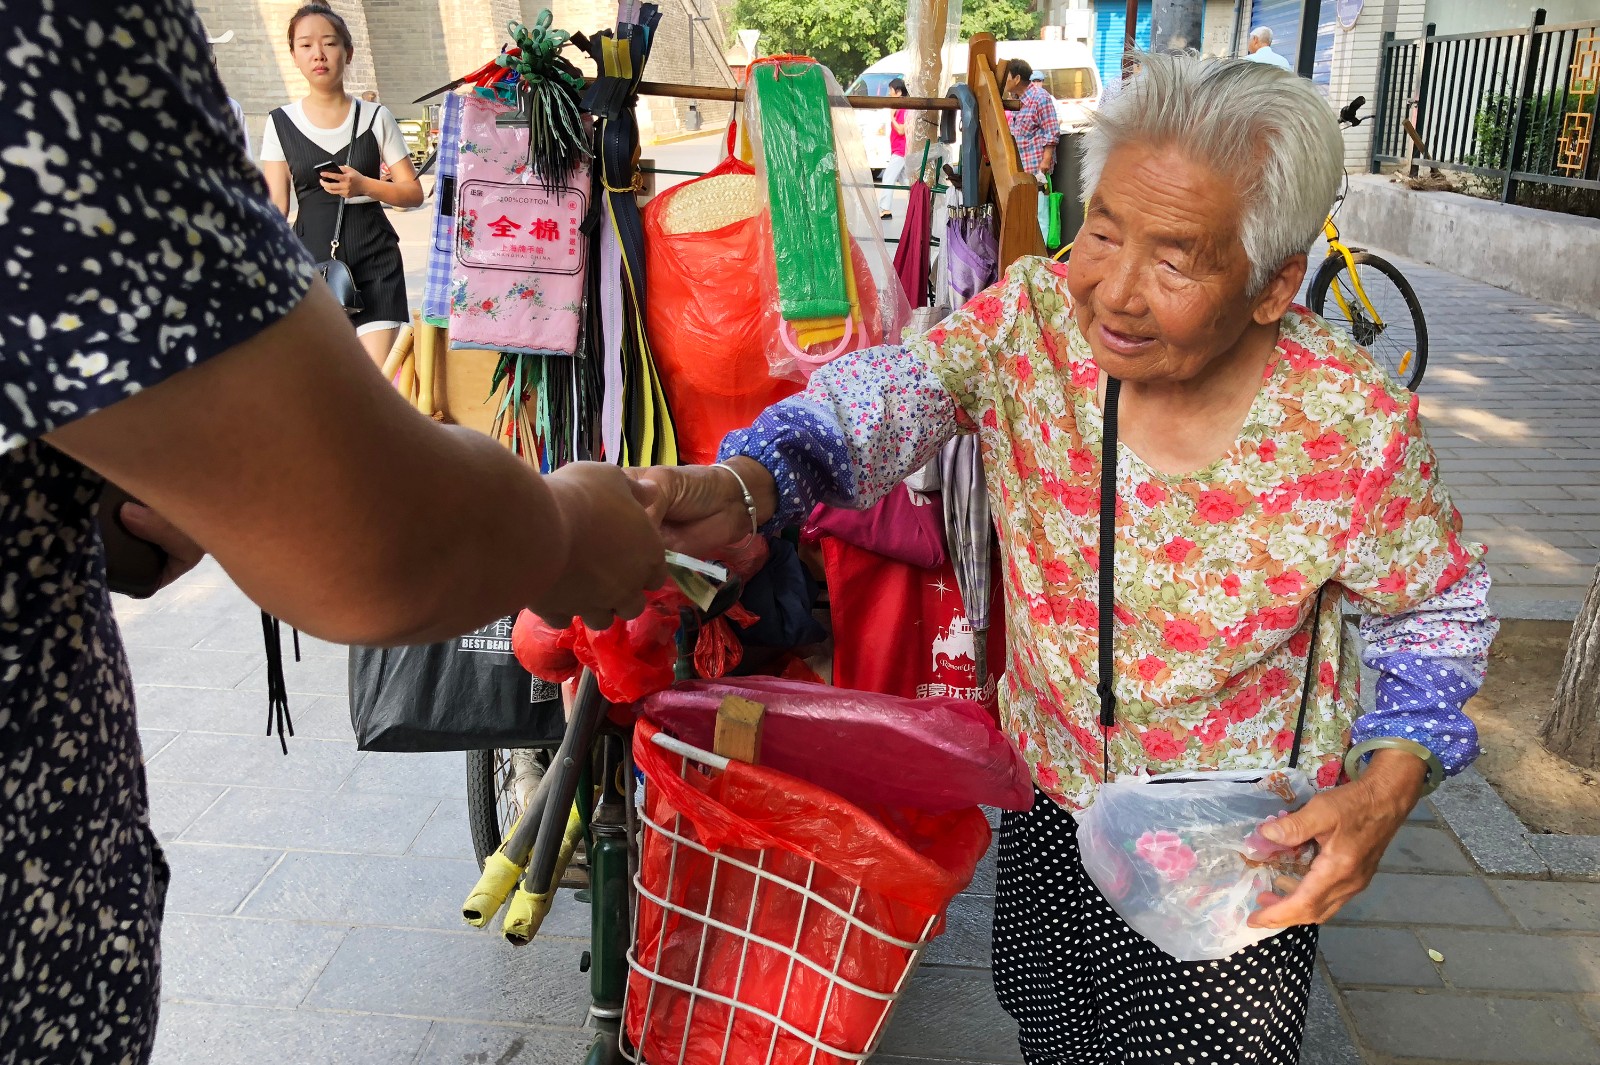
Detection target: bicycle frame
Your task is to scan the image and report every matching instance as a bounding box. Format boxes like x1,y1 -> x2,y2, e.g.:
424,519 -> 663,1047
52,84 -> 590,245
1320,216 -> 1385,328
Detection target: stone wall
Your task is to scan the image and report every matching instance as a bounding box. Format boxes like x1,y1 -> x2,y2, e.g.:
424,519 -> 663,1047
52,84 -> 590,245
199,0 -> 733,149
1325,0 -> 1426,172
1340,174 -> 1600,316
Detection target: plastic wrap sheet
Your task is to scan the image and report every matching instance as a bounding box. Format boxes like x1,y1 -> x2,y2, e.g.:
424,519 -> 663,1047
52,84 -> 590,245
1075,769 -> 1319,962
743,57 -> 911,381
639,676 -> 1031,814
641,124 -> 803,464
448,94 -> 590,355
626,719 -> 990,1065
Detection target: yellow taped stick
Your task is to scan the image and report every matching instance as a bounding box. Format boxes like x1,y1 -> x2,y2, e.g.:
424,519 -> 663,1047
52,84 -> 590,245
462,851 -> 525,928
380,322 -> 414,380
414,319 -> 437,417
503,802 -> 584,946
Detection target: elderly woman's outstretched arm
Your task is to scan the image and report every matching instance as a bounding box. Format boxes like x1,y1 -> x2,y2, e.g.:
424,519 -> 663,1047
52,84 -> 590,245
717,345 -> 962,528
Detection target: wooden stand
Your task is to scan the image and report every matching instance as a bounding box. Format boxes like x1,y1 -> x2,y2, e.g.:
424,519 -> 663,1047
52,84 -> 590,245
638,35 -> 1042,273
964,34 -> 1046,269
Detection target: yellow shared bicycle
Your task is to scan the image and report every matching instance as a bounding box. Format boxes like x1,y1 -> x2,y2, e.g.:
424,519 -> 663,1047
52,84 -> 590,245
1307,99 -> 1429,391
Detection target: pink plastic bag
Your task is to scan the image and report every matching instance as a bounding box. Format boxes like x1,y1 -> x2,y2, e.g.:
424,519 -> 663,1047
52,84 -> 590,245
638,677 -> 1032,813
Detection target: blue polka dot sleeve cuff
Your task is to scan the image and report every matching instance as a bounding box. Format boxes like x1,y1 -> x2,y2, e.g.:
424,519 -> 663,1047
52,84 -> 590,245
719,345 -> 960,529
1353,652 -> 1481,776
1355,560 -> 1496,775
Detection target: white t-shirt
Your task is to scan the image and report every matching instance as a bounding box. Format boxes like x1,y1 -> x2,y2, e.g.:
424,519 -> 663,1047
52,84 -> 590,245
259,98 -> 410,204
1245,46 -> 1293,72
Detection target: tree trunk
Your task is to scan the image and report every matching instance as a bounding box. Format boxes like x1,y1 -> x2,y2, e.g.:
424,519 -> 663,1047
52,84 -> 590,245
1544,562 -> 1600,769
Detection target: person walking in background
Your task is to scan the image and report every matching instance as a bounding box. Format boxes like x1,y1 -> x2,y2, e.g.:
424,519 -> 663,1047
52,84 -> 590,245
206,30 -> 251,154
879,78 -> 910,220
261,3 -> 421,366
1003,59 -> 1061,183
1246,26 -> 1294,71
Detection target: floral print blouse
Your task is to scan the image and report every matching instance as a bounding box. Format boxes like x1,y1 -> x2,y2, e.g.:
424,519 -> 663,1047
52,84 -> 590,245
723,257 -> 1497,810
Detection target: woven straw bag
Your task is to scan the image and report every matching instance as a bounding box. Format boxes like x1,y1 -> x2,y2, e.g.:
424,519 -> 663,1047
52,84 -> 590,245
658,173 -> 759,235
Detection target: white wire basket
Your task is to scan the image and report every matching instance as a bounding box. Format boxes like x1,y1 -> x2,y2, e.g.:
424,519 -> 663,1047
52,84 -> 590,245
622,730 -> 939,1065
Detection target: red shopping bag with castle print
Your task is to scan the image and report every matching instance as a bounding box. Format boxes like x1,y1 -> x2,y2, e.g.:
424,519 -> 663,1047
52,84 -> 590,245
819,536 -> 1005,712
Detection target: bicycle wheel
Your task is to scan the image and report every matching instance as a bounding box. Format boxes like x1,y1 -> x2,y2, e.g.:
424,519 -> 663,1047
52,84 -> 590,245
1308,252 -> 1428,391
465,747 -> 549,868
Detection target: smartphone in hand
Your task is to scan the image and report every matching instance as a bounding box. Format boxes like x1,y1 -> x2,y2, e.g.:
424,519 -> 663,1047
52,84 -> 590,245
97,482 -> 168,599
314,159 -> 342,180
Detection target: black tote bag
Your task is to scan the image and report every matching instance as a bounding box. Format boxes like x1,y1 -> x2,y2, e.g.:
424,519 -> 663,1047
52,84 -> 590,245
349,616 -> 564,752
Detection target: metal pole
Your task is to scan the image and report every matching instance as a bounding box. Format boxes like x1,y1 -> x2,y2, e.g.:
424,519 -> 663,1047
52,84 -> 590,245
1370,31 -> 1396,174
1295,0 -> 1323,79
1503,8 -> 1548,203
1124,0 -> 1140,77
1410,22 -> 1438,179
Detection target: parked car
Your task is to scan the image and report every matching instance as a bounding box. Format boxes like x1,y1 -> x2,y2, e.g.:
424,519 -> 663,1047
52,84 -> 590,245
846,41 -> 1102,172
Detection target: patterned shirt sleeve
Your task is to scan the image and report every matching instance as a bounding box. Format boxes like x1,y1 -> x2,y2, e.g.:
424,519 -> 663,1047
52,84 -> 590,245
718,345 -> 959,528
0,0 -> 315,453
1338,389 -> 1499,775
718,262 -> 1033,526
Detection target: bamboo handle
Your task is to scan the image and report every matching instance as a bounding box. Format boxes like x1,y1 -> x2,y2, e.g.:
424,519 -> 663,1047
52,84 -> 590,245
381,322 -> 415,380
413,315 -> 436,417
397,351 -> 417,403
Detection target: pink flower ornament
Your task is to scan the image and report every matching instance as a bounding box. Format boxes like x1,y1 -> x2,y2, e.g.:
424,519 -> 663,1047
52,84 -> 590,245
1135,830 -> 1199,882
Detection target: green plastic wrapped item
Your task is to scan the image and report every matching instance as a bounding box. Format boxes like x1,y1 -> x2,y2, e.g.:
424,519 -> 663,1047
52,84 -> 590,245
751,60 -> 850,322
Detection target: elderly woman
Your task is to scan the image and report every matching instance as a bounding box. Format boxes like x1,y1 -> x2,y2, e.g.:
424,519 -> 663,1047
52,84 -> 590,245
638,55 -> 1495,1064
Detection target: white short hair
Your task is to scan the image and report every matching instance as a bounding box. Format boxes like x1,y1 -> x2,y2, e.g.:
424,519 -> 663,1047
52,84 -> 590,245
1250,26 -> 1273,45
1079,53 -> 1343,296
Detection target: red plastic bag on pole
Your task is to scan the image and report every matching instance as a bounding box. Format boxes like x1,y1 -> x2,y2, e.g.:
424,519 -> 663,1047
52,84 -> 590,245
626,719 -> 990,1065
642,126 -> 803,465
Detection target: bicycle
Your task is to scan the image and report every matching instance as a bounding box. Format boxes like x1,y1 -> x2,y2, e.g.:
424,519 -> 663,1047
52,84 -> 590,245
460,563 -> 744,1065
1307,98 -> 1429,391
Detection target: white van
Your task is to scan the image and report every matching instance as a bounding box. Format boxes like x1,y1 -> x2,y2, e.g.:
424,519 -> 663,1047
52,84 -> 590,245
845,40 -> 1102,172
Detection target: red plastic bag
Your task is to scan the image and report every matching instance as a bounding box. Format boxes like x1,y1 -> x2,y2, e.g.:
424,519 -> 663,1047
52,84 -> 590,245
819,535 -> 1007,712
512,589 -> 686,703
640,676 -> 1032,814
643,126 -> 803,465
627,719 -> 990,1065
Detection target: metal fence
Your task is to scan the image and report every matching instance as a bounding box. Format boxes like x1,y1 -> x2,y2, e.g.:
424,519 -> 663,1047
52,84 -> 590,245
1371,9 -> 1600,203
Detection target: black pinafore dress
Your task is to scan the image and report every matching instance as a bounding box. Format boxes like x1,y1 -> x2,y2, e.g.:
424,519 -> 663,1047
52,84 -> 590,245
270,100 -> 408,329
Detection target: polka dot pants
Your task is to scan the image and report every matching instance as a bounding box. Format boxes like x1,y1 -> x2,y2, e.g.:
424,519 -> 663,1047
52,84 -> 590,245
992,790 -> 1319,1064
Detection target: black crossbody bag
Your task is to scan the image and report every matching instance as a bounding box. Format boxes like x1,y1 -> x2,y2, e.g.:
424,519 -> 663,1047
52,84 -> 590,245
308,104 -> 374,317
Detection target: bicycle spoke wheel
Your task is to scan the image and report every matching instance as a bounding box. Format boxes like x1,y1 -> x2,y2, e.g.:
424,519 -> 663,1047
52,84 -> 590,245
1308,252 -> 1428,391
466,747 -> 547,867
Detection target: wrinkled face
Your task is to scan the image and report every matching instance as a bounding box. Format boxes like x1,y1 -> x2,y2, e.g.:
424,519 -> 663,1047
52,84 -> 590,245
1068,143 -> 1265,385
291,15 -> 351,88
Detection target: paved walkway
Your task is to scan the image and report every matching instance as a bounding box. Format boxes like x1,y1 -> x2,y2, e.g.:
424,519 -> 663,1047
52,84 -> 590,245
133,224 -> 1600,1064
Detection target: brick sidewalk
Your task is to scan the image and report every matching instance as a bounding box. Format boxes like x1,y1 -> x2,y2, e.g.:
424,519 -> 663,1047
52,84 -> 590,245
1387,257 -> 1600,616
132,236 -> 1600,1064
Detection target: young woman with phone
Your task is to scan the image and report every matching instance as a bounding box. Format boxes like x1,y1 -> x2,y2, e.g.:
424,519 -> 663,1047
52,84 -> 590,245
260,3 -> 422,364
